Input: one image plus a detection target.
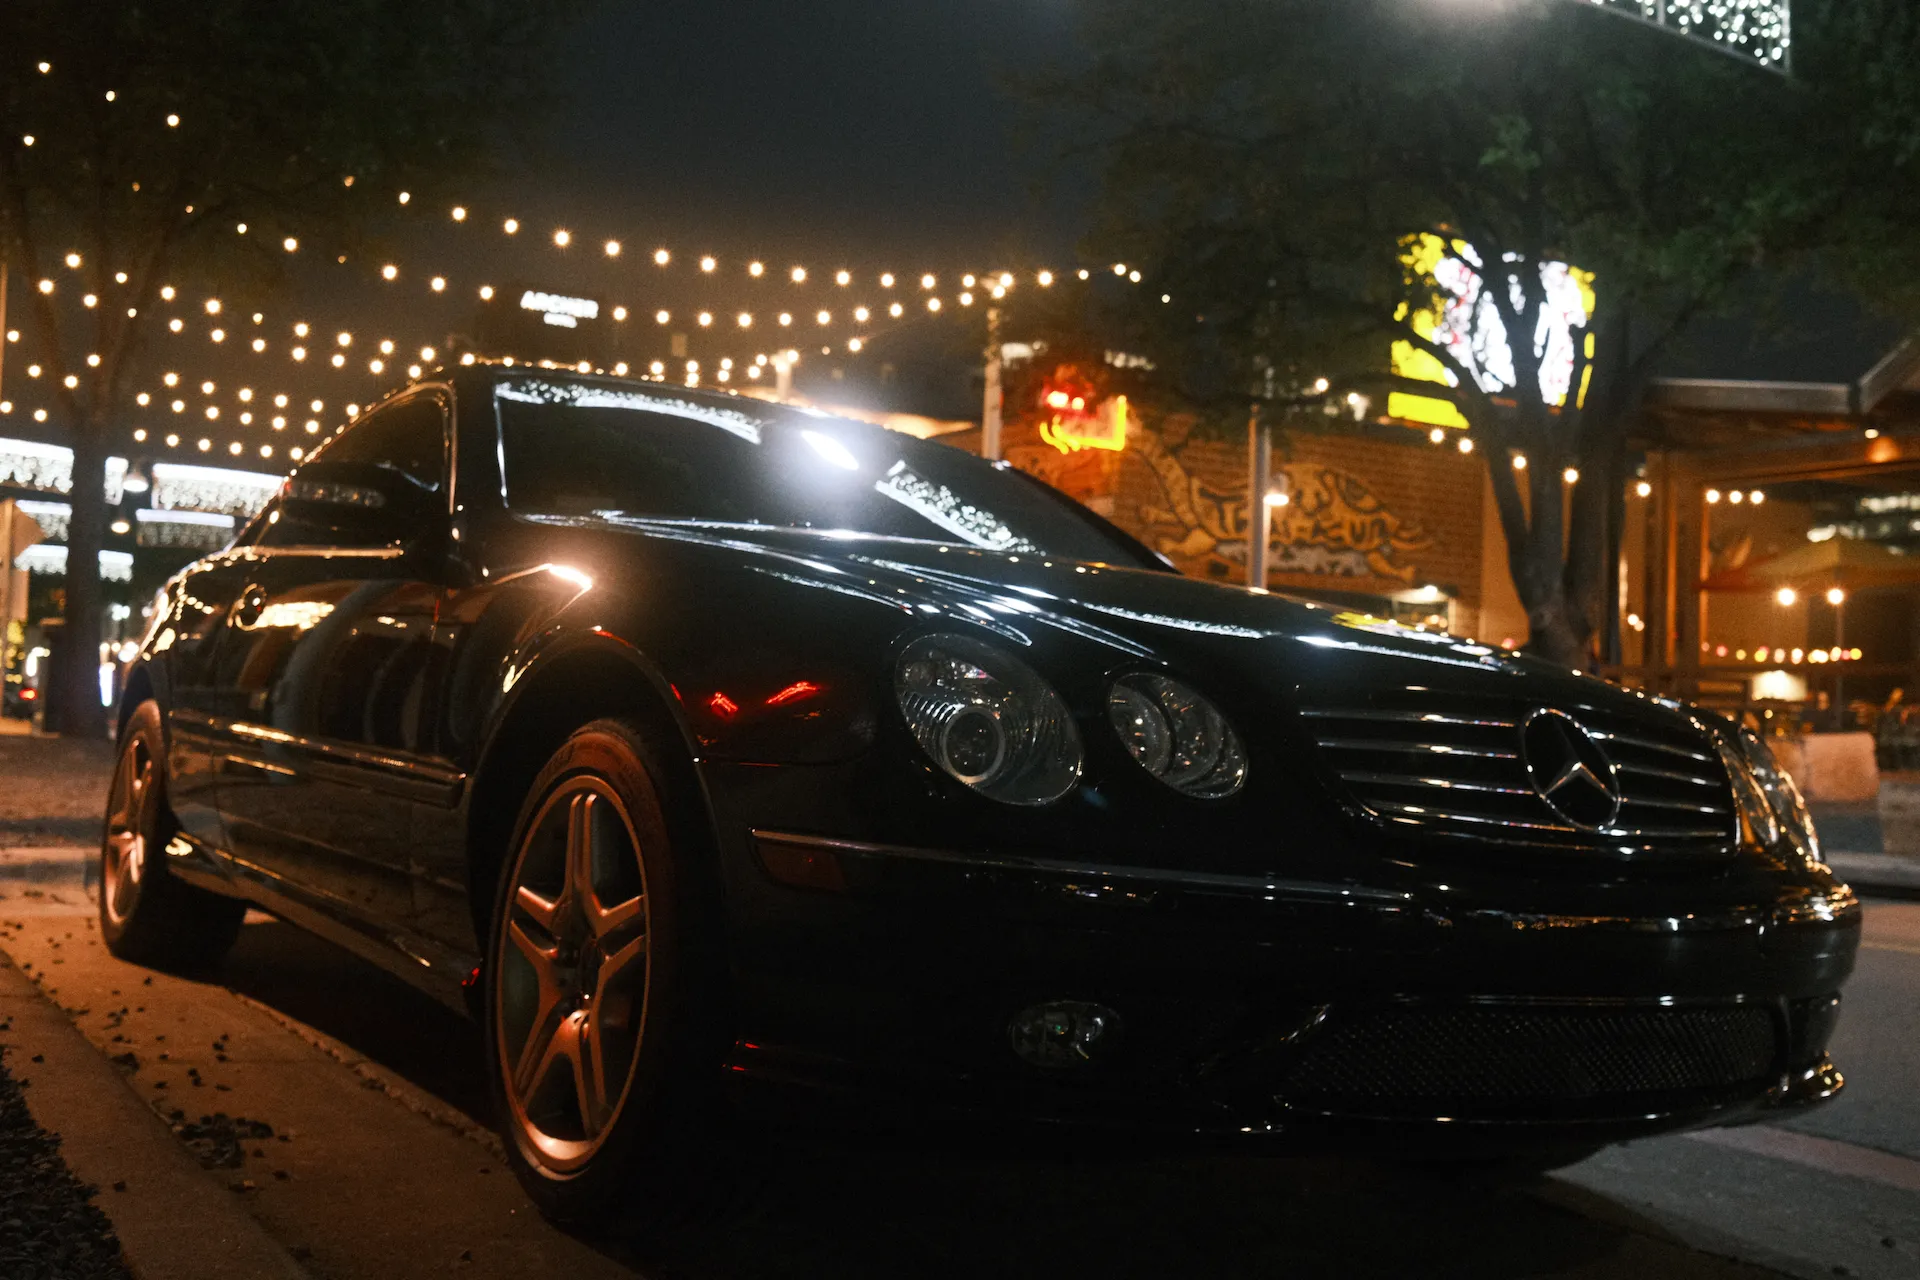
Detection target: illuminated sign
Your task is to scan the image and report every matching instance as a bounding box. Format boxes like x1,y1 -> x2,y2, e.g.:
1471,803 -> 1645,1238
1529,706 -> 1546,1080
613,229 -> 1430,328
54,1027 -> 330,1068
519,290 -> 600,329
1582,1 -> 1791,72
1390,234 -> 1595,430
1035,365 -> 1129,454
476,282 -> 611,365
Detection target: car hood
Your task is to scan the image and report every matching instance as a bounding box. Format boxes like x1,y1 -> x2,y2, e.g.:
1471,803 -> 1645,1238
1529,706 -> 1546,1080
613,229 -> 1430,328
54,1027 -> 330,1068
572,517 -> 1630,711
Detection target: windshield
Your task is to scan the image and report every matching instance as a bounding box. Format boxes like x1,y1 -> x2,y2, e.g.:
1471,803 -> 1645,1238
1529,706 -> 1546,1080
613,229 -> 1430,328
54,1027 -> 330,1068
493,377 -> 1162,567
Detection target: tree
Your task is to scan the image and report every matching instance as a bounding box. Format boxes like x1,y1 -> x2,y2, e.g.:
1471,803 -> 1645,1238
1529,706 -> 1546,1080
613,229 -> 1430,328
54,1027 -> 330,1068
0,0 -> 576,733
1054,0 -> 1920,666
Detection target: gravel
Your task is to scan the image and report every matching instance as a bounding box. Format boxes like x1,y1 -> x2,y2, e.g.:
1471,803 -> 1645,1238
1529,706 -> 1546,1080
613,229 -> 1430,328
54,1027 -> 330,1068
0,1042 -> 133,1279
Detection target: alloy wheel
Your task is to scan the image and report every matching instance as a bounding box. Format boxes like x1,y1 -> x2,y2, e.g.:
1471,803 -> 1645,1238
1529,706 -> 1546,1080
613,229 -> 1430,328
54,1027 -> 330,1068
102,736 -> 154,925
495,777 -> 652,1174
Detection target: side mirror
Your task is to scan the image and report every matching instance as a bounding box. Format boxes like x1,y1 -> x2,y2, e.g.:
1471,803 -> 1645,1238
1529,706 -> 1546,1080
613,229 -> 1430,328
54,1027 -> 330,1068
279,461 -> 441,548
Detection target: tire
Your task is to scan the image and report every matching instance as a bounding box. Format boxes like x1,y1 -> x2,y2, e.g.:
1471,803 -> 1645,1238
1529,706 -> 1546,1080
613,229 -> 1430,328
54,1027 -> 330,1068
484,718 -> 735,1240
99,700 -> 248,969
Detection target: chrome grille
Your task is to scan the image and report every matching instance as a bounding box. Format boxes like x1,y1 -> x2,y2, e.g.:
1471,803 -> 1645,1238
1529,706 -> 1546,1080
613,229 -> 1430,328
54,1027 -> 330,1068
1302,692 -> 1736,855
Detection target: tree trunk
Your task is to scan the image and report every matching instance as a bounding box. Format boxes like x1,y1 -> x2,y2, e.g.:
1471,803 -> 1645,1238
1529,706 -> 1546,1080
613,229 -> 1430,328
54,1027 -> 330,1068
55,425 -> 108,738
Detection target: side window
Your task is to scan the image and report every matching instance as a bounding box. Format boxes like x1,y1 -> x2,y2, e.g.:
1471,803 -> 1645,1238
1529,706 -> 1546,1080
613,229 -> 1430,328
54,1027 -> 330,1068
312,394 -> 449,492
254,395 -> 448,550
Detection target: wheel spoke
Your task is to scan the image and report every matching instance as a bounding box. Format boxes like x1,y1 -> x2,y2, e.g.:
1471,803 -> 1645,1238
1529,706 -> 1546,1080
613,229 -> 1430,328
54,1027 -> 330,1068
594,932 -> 648,1007
565,793 -> 596,914
106,753 -> 136,833
516,1004 -> 574,1099
506,921 -> 567,1095
587,892 -> 645,943
514,884 -> 564,933
579,1013 -> 611,1136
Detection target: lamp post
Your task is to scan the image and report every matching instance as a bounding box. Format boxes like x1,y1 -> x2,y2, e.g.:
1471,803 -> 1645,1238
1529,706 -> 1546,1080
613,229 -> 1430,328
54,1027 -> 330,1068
1828,586 -> 1847,728
981,307 -> 1003,462
1247,404 -> 1272,588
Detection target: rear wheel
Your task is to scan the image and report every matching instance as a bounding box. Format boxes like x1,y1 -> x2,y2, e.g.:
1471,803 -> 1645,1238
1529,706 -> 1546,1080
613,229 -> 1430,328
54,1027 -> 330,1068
485,718 -> 735,1239
99,700 -> 247,969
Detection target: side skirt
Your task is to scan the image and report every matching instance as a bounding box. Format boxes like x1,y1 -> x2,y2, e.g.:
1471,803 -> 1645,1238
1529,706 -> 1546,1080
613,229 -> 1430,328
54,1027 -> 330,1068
164,832 -> 479,1015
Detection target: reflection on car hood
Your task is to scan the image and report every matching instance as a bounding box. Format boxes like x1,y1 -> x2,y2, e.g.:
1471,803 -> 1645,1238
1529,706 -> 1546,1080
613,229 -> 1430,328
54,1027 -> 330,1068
565,516 -> 1585,685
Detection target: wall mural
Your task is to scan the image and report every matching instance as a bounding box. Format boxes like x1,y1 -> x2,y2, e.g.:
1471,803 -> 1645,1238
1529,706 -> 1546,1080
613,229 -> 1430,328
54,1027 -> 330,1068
1123,427 -> 1435,585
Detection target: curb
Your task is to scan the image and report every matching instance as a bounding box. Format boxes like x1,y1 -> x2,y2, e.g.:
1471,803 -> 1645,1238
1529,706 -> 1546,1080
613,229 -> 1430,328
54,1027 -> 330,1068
0,955 -> 308,1280
1828,852 -> 1920,897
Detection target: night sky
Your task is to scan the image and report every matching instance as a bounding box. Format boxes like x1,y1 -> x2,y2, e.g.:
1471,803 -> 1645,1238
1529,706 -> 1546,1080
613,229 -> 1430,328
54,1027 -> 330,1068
519,0 -> 1088,267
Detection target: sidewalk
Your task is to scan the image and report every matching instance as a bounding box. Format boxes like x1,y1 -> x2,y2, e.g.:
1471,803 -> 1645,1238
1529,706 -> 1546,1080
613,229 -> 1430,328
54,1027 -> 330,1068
1813,800 -> 1920,896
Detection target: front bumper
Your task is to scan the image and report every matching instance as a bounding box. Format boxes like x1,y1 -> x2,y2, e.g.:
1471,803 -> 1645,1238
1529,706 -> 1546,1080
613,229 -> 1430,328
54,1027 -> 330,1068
720,829 -> 1861,1150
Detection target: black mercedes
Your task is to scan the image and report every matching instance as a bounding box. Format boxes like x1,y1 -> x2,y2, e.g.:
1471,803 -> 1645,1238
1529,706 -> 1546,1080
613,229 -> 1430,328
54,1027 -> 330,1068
101,366 -> 1860,1231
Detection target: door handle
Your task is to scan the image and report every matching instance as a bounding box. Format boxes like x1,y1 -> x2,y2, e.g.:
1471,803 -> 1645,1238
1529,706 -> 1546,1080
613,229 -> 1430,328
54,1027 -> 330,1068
231,583 -> 267,629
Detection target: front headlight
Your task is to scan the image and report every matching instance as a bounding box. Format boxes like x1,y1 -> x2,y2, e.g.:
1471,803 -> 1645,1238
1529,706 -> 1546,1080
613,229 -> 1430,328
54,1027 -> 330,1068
1738,729 -> 1822,863
1107,673 -> 1248,799
1716,739 -> 1780,848
895,634 -> 1083,805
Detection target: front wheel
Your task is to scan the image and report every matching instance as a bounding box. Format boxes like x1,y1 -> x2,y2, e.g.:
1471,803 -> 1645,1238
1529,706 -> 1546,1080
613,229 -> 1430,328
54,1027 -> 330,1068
99,700 -> 247,969
485,718 -> 735,1238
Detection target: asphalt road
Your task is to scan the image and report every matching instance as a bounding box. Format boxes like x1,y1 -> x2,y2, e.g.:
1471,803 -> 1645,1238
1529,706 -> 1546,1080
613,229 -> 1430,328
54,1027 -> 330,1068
1,736 -> 1917,1279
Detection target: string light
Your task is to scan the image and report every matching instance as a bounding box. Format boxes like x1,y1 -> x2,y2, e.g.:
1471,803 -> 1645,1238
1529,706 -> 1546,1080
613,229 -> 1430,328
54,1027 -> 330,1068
654,249 -> 670,266
503,218 -> 519,235
452,207 -> 467,221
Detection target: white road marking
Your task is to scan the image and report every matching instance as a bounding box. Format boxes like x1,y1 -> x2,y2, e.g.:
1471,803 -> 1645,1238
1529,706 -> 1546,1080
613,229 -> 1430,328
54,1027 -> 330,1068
1687,1125 -> 1920,1194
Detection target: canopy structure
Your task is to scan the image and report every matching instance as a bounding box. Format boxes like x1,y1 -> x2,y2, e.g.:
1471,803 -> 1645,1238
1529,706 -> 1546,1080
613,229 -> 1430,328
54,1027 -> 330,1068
1700,535 -> 1920,595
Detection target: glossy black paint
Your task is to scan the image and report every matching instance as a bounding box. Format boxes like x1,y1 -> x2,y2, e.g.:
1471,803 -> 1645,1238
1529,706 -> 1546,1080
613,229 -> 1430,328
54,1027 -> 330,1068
126,368 -> 1861,1150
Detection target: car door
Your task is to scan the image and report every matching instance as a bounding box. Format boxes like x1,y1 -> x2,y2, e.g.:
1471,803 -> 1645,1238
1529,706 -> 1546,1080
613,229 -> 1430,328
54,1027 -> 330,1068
156,555 -> 255,853
203,392 -> 456,934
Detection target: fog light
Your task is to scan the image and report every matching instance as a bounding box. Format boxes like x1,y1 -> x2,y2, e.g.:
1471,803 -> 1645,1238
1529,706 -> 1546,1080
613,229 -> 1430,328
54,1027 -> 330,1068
1008,1001 -> 1122,1069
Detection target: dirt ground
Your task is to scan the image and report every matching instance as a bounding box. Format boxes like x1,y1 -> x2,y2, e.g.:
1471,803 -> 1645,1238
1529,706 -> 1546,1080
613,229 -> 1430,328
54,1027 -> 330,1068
0,735 -> 115,847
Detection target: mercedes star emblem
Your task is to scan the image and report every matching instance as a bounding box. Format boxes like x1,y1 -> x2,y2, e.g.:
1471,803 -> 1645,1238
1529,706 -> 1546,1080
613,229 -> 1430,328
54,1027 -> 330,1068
1521,709 -> 1622,831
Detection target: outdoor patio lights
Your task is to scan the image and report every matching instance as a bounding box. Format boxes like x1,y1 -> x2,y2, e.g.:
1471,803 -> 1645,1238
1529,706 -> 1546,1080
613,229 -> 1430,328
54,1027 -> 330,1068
1706,489 -> 1721,503
1776,587 -> 1798,607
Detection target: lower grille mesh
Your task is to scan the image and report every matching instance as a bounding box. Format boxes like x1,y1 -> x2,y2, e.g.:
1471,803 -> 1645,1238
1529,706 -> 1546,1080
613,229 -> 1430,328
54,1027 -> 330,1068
1279,1004 -> 1778,1113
